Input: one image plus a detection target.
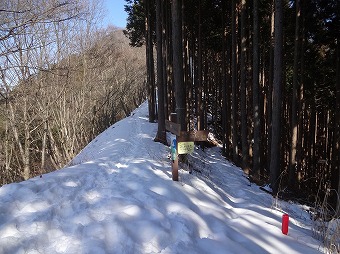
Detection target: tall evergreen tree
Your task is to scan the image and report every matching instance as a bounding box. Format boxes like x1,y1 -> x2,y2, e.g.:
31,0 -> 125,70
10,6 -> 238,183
231,0 -> 238,164
269,0 -> 284,194
172,0 -> 186,131
240,0 -> 249,173
288,0 -> 301,191
154,0 -> 167,144
335,40 -> 340,216
124,0 -> 156,122
252,0 -> 261,176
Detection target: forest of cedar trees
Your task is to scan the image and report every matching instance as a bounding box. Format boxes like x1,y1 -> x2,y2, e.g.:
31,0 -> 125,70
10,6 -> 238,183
124,0 -> 340,216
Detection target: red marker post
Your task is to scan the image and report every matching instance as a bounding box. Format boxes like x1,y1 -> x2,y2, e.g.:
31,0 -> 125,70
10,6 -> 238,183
282,214 -> 289,235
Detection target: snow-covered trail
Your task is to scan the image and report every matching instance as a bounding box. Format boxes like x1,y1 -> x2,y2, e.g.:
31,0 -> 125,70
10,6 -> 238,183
0,102 -> 323,253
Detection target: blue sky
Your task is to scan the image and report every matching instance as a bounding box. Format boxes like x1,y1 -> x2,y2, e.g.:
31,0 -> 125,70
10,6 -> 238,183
103,0 -> 128,28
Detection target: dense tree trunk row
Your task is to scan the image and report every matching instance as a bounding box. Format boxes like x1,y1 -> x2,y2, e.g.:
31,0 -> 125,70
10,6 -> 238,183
125,0 -> 339,210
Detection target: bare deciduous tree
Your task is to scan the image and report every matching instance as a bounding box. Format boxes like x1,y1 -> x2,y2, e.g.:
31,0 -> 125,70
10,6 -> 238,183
0,1 -> 146,184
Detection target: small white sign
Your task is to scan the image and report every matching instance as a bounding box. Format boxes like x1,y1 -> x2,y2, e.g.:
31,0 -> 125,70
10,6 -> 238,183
178,142 -> 194,154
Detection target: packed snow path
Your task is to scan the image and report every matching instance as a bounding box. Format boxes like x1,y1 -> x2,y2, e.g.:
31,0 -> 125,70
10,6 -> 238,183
0,102 -> 323,253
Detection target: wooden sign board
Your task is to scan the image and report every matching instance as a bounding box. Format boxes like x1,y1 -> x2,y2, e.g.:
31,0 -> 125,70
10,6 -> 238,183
165,120 -> 181,136
177,130 -> 209,142
178,142 -> 194,154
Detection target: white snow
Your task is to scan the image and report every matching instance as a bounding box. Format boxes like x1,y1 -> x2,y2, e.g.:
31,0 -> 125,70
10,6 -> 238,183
0,101 -> 326,253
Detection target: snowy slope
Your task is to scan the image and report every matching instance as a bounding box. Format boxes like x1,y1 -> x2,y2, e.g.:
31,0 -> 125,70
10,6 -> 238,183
0,102 -> 324,253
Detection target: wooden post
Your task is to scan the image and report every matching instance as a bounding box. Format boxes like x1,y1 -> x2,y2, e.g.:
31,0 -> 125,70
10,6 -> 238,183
172,139 -> 179,181
170,135 -> 179,181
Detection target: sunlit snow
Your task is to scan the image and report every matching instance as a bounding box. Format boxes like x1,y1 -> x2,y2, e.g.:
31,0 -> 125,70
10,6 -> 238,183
0,102 -> 325,253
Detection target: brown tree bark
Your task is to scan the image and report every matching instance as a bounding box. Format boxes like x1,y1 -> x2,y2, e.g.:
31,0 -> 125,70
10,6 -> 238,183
240,0 -> 249,173
155,0 -> 167,144
172,0 -> 186,132
269,0 -> 284,194
288,0 -> 301,191
252,0 -> 261,176
145,0 -> 156,122
231,0 -> 239,164
334,40 -> 340,215
221,0 -> 229,156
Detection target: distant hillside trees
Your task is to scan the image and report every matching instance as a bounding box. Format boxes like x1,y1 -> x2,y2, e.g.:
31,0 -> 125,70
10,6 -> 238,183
124,0 -> 340,213
0,0 -> 146,185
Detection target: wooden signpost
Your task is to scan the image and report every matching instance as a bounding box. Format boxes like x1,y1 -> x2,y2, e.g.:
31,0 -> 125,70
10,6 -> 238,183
166,119 -> 209,181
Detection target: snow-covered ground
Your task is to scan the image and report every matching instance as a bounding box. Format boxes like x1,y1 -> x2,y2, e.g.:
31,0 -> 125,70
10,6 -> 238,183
0,102 -> 327,253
